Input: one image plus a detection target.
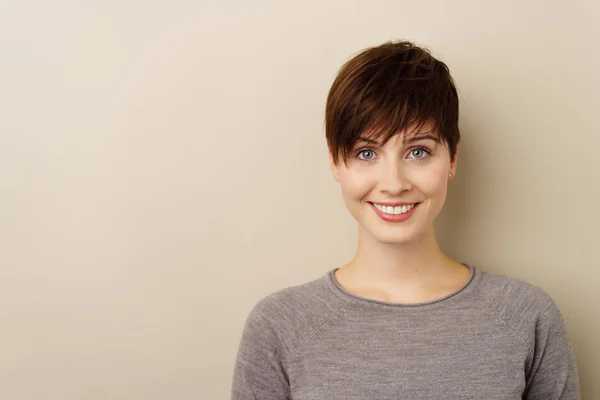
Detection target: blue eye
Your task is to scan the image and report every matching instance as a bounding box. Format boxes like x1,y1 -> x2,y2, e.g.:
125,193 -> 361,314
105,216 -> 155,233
357,149 -> 376,161
409,147 -> 431,160
355,147 -> 432,162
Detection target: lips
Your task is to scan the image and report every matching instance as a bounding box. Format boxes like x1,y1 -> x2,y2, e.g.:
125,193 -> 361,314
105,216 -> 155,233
369,202 -> 420,223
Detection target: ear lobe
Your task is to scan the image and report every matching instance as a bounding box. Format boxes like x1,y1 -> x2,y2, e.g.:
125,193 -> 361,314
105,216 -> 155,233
449,145 -> 459,177
328,152 -> 340,182
333,169 -> 340,182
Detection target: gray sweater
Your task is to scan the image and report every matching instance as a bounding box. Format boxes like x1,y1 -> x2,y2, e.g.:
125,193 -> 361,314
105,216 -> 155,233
232,264 -> 580,399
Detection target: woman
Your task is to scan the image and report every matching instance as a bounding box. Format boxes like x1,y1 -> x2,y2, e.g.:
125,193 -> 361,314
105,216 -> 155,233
231,40 -> 580,399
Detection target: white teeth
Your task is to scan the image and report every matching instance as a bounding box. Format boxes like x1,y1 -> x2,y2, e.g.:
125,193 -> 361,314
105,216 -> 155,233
373,203 -> 416,215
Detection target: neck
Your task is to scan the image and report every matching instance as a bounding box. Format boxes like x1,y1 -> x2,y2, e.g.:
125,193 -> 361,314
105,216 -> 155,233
345,224 -> 456,289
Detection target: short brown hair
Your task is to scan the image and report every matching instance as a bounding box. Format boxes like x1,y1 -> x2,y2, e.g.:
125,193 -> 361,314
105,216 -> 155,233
325,40 -> 460,165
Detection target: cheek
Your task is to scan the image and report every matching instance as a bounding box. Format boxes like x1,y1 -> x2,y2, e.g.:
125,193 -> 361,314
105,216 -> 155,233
412,163 -> 449,196
338,168 -> 373,200
337,161 -> 449,199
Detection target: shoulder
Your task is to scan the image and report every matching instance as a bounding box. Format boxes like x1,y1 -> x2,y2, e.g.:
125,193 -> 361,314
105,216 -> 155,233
242,272 -> 346,354
474,268 -> 579,394
479,269 -> 557,312
476,268 -> 564,345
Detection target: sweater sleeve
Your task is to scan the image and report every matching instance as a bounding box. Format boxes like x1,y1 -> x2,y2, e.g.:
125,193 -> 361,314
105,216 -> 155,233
231,302 -> 291,400
523,299 -> 580,399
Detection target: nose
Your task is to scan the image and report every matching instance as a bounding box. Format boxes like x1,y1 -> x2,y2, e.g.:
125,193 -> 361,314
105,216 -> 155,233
379,159 -> 412,196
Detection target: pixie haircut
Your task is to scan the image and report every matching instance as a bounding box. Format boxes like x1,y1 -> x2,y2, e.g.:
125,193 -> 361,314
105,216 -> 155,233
325,40 -> 460,166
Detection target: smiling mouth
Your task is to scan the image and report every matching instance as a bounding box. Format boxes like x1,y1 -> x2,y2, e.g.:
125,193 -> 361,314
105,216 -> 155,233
368,202 -> 421,215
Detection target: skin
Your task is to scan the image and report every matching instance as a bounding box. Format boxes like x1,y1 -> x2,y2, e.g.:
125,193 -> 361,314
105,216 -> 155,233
329,124 -> 470,304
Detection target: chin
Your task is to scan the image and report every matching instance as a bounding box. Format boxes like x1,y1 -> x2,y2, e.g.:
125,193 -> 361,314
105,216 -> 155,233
360,224 -> 424,245
362,208 -> 436,245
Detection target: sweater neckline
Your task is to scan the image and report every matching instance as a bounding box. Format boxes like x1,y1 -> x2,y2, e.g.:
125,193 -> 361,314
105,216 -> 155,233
325,263 -> 478,308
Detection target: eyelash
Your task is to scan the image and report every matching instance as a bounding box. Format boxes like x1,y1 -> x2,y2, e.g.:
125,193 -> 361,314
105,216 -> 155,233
355,146 -> 432,163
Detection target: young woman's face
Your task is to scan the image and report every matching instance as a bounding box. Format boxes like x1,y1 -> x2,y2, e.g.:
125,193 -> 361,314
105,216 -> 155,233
330,127 -> 457,245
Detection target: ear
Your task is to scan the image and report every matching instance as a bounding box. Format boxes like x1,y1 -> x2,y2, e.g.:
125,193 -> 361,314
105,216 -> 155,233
329,151 -> 340,182
449,145 -> 459,179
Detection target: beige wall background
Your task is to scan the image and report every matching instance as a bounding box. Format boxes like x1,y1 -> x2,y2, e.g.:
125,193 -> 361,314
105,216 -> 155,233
1,0 -> 598,398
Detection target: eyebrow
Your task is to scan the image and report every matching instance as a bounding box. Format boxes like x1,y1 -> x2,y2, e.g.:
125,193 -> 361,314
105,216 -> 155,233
405,134 -> 441,144
356,134 -> 441,145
